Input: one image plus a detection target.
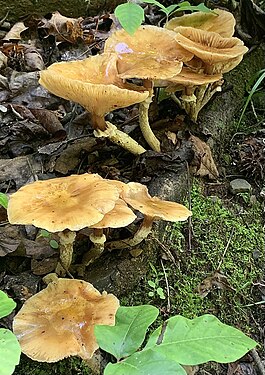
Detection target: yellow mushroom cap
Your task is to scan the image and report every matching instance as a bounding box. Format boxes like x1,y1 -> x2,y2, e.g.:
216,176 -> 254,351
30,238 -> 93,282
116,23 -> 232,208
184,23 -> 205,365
175,27 -> 248,65
13,279 -> 119,362
121,182 -> 191,221
90,199 -> 137,229
7,173 -> 121,232
116,52 -> 183,80
39,53 -> 149,121
155,66 -> 222,90
166,9 -> 236,38
104,25 -> 194,63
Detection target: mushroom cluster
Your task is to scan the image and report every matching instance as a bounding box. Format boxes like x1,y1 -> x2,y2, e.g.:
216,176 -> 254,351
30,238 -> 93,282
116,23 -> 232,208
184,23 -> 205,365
39,9 -> 247,153
13,278 -> 119,362
7,173 -> 191,275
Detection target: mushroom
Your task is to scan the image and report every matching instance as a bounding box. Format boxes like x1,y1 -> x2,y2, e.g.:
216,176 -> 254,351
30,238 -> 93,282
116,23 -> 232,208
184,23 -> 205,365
104,25 -> 194,152
174,27 -> 248,75
13,278 -> 119,362
165,9 -> 236,38
7,173 -> 121,275
106,182 -> 191,250
155,66 -> 223,121
39,53 -> 149,155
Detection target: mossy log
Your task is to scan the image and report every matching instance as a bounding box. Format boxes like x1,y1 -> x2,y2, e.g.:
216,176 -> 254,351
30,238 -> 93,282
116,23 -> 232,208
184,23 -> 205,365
0,0 -> 125,22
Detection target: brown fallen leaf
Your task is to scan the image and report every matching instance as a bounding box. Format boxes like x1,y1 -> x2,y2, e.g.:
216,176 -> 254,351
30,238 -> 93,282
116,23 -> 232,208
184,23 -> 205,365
227,361 -> 257,375
23,45 -> 45,71
40,11 -> 83,43
182,365 -> 199,375
189,135 -> 219,179
30,108 -> 66,140
197,270 -> 235,298
3,22 -> 28,40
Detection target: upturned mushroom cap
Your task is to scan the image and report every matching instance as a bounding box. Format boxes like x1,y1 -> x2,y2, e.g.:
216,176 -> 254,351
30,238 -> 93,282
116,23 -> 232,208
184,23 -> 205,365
166,9 -> 235,38
90,199 -> 137,229
104,25 -> 194,69
39,53 -> 149,127
121,182 -> 191,221
13,279 -> 119,362
116,52 -> 183,80
7,173 -> 121,232
155,67 -> 222,91
174,28 -> 248,67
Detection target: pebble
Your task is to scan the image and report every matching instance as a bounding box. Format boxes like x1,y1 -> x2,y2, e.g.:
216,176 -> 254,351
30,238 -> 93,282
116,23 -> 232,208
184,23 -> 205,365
230,179 -> 252,194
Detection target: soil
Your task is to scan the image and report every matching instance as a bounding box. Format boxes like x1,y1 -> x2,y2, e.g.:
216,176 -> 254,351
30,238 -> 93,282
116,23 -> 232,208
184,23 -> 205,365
0,1 -> 265,375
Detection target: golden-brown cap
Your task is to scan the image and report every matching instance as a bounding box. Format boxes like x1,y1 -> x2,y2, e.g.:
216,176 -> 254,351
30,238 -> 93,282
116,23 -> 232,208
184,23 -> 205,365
121,182 -> 191,221
39,53 -> 149,121
166,9 -> 235,38
175,27 -> 248,65
90,199 -> 137,228
7,173 -> 121,232
155,66 -> 222,90
104,25 -> 194,63
13,278 -> 119,362
117,52 -> 183,80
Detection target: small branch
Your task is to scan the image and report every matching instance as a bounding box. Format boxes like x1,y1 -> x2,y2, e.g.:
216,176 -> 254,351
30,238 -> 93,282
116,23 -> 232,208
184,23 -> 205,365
160,259 -> 170,313
251,349 -> 265,375
216,228 -> 235,271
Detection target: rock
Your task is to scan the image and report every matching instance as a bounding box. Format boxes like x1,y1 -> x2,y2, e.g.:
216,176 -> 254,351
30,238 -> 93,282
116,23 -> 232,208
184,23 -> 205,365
230,178 -> 252,194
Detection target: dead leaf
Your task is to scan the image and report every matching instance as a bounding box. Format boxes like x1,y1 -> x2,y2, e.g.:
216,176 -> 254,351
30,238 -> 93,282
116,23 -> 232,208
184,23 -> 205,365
189,135 -> 219,179
3,22 -> 28,40
31,257 -> 58,275
227,362 -> 257,375
30,108 -> 66,140
23,45 -> 45,71
182,365 -> 199,375
197,271 -> 235,298
40,12 -> 83,43
0,225 -> 21,256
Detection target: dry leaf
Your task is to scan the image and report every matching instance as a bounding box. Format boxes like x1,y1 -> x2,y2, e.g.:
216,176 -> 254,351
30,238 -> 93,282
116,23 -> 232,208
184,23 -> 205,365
197,271 -> 235,298
3,22 -> 28,40
40,11 -> 83,43
24,45 -> 45,71
189,135 -> 219,179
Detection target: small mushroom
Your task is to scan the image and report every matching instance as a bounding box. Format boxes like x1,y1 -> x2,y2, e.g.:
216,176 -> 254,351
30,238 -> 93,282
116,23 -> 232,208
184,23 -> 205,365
174,27 -> 248,75
106,182 -> 191,250
13,278 -> 119,362
165,9 -> 236,38
7,173 -> 121,275
39,53 -> 149,155
104,25 -> 194,152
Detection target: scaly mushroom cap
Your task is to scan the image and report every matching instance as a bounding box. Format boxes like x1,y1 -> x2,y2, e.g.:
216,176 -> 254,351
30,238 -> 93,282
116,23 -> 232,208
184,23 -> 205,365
121,182 -> 191,221
104,25 -> 194,69
175,27 -> 248,66
7,173 -> 121,232
90,199 -> 137,229
116,52 -> 183,80
166,9 -> 235,38
155,66 -> 222,91
39,53 -> 149,121
13,279 -> 119,362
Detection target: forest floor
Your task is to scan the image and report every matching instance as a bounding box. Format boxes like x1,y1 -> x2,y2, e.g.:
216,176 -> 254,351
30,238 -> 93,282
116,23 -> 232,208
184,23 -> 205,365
0,2 -> 265,375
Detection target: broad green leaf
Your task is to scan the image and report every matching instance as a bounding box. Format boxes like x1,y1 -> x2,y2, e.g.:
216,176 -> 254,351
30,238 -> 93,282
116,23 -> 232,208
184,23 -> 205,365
165,4 -> 181,15
148,280 -> 156,288
196,3 -> 213,13
0,291 -> 16,319
0,329 -> 21,375
115,3 -> 145,35
146,314 -> 257,365
0,193 -> 8,209
95,305 -> 159,359
104,348 -> 186,375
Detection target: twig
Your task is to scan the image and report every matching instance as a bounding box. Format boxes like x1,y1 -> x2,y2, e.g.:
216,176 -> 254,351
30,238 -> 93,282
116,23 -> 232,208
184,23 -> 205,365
186,161 -> 193,253
151,235 -> 176,265
251,349 -> 265,375
160,259 -> 170,313
216,228 -> 235,271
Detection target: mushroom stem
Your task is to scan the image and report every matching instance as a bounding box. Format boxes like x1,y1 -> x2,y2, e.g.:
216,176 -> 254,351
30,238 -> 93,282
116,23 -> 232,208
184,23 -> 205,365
94,121 -> 146,155
139,95 -> 161,152
55,231 -> 76,276
106,215 -> 154,251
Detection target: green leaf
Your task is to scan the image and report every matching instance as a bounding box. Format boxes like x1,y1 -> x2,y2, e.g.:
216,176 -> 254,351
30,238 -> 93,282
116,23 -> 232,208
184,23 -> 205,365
0,193 -> 8,209
141,0 -> 167,13
0,329 -> 21,375
115,3 -> 145,35
95,305 -> 159,359
49,239 -> 59,249
39,229 -> 51,238
148,280 -> 156,288
104,348 -> 186,375
0,291 -> 16,319
156,288 -> 166,299
148,291 -> 154,297
196,3 -> 213,13
146,314 -> 257,365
